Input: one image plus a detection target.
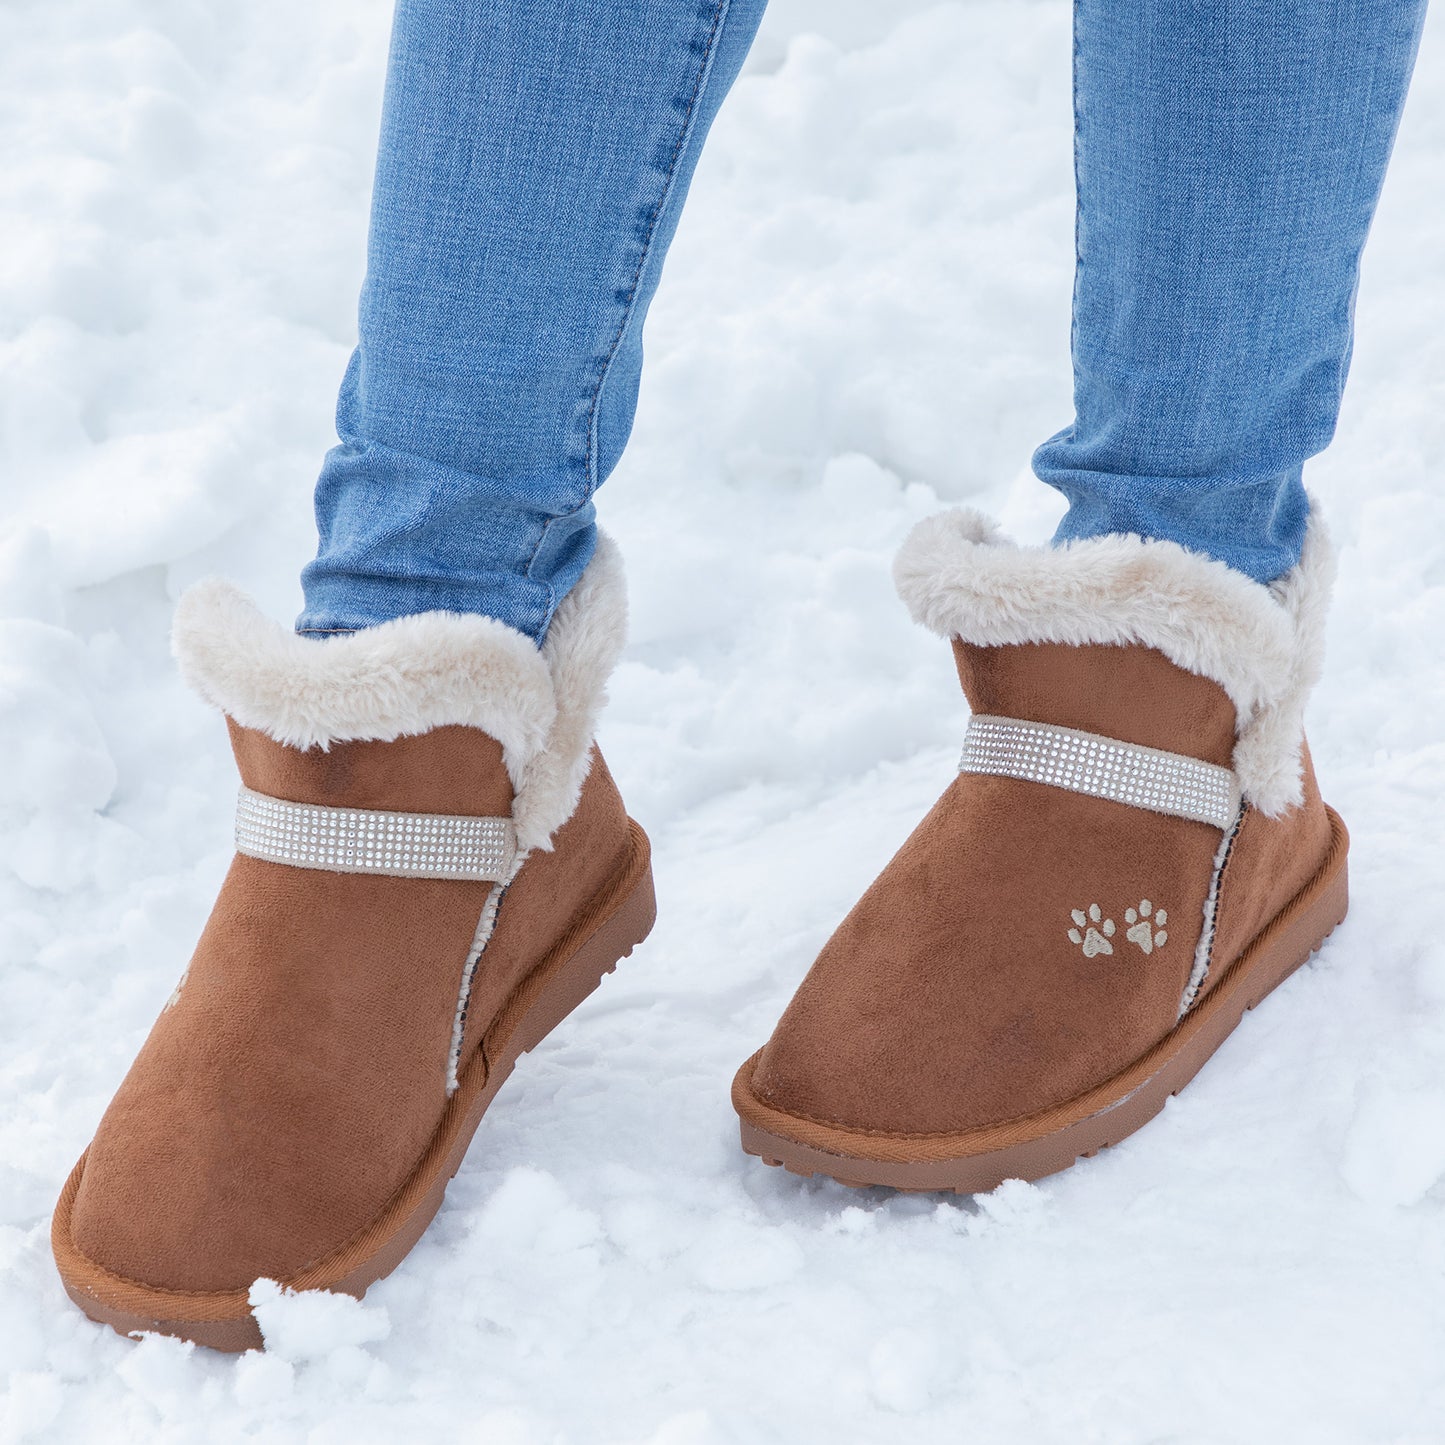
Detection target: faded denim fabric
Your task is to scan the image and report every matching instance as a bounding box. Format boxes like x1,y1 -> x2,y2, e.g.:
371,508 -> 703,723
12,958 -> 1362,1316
299,0 -> 767,640
301,0 -> 1427,639
1037,0 -> 1428,581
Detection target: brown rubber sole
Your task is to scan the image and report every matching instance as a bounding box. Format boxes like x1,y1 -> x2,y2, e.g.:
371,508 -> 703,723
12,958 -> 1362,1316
51,819 -> 656,1352
733,807 -> 1349,1194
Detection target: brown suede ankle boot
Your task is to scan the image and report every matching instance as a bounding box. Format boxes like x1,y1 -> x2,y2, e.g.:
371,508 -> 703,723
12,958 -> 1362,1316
733,509 -> 1347,1192
52,538 -> 654,1349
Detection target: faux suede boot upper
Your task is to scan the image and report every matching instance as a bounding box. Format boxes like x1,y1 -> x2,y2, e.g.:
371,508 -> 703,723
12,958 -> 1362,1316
736,508 -> 1346,1188
70,729 -> 633,1292
752,640 -> 1329,1135
55,536 -> 654,1344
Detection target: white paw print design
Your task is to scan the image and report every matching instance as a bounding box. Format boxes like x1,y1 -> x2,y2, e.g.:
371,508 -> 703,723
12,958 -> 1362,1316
1124,899 -> 1168,954
1067,904 -> 1115,957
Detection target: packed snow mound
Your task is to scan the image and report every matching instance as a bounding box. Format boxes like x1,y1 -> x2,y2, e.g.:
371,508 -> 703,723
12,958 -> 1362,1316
2,1 -> 1444,1441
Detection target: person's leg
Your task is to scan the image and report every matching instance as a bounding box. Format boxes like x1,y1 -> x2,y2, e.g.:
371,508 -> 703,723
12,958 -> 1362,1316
733,1 -> 1422,1188
1035,0 -> 1428,582
298,0 -> 767,642
57,1 -> 767,1347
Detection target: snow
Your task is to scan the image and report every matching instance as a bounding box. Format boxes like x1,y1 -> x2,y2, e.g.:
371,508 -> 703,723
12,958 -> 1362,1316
2,0 -> 1444,1440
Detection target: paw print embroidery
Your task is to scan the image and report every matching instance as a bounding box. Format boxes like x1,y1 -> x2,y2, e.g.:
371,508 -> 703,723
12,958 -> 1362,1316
1124,900 -> 1168,954
1067,904 -> 1115,957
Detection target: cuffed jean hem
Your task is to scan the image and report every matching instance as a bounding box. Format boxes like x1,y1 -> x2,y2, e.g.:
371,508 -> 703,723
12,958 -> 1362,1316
295,533 -> 592,640
297,511 -> 598,645
299,440 -> 600,644
295,571 -> 555,641
1038,457 -> 1312,585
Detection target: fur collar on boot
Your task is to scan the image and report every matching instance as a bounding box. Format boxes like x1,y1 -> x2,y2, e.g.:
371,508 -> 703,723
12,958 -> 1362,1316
171,535 -> 628,852
893,509 -> 1334,816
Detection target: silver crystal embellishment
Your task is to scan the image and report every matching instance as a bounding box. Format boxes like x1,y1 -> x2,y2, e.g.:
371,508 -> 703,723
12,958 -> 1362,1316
958,715 -> 1240,829
234,787 -> 517,882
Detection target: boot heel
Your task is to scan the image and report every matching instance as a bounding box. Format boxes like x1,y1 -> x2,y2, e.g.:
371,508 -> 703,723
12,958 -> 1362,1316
508,823 -> 657,1059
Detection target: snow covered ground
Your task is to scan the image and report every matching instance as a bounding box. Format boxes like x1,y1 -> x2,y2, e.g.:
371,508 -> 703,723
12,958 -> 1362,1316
2,0 -> 1444,1439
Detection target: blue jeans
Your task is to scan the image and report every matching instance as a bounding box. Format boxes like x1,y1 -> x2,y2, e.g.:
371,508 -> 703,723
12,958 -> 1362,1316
298,0 -> 1427,639
1037,0 -> 1428,583
298,0 -> 769,639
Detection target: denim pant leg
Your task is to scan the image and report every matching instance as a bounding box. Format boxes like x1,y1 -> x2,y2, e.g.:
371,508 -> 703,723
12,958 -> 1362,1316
1035,0 -> 1428,583
298,0 -> 766,642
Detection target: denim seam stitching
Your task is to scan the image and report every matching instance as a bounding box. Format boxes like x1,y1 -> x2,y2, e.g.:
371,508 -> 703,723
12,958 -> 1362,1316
519,0 -> 733,638
580,0 -> 733,499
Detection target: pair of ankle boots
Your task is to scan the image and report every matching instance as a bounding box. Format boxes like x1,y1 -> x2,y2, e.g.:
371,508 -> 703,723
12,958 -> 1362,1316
51,510 -> 1348,1349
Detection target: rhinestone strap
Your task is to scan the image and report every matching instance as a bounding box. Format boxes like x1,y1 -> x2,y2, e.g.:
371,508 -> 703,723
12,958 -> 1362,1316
234,787 -> 517,881
959,715 -> 1240,829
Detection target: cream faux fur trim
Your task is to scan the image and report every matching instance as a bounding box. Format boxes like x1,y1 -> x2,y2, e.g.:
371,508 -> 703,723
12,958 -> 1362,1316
893,508 -> 1334,816
172,534 -> 628,852
508,530 -> 627,854
173,587 -> 555,762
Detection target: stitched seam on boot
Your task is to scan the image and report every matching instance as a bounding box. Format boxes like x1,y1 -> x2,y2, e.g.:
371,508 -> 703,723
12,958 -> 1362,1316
749,813 -> 1342,1144
747,1081 -> 1096,1140
446,875 -> 516,1094
65,832 -> 648,1300
294,833 -> 648,1278
1178,810 -> 1244,1017
748,1063 -> 1171,1142
53,1251 -> 251,1302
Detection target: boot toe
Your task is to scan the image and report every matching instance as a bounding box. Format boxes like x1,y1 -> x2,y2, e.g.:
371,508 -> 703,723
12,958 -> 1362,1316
745,776 -> 1207,1142
67,1078 -> 372,1296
